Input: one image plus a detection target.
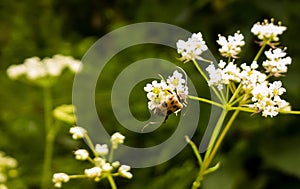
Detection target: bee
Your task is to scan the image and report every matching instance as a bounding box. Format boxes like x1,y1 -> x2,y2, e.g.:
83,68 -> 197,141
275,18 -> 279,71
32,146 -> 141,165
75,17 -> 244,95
153,89 -> 187,123
141,67 -> 188,132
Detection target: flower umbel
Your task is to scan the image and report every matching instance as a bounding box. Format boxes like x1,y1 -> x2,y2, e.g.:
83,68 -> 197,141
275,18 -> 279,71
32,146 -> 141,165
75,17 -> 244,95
217,31 -> 245,58
175,18 -> 300,189
263,48 -> 292,77
6,54 -> 82,87
53,129 -> 132,188
251,18 -> 287,43
176,32 -> 208,63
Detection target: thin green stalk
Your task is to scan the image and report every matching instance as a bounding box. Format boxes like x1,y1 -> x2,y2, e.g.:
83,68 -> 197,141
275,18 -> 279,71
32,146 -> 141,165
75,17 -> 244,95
280,110 -> 300,114
228,83 -> 242,104
186,136 -> 203,166
192,108 -> 227,189
107,175 -> 117,189
109,148 -> 114,162
253,41 -> 268,61
41,86 -> 53,189
229,106 -> 255,113
84,133 -> 97,157
204,110 -> 239,170
192,59 -> 208,82
228,95 -> 246,107
188,95 -> 223,108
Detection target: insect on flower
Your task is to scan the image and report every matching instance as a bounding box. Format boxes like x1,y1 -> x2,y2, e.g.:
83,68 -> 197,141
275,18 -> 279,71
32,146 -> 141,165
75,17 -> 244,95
143,68 -> 188,131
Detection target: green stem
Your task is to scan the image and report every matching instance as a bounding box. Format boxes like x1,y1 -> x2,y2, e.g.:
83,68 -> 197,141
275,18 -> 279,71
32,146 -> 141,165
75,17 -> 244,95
229,106 -> 255,113
253,42 -> 268,61
228,83 -> 242,104
186,136 -> 203,166
192,108 -> 227,189
204,110 -> 239,170
280,110 -> 300,114
109,148 -> 114,163
84,133 -> 97,157
188,95 -> 223,108
41,86 -> 54,189
107,175 -> 117,189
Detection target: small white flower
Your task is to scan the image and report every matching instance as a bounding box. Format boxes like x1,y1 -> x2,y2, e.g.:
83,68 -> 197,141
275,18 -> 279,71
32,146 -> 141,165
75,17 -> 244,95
111,132 -> 125,149
268,81 -> 286,97
176,32 -> 208,63
112,161 -> 120,168
240,62 -> 267,91
118,165 -> 133,179
74,149 -> 89,160
167,70 -> 188,96
93,157 -> 106,167
101,163 -> 113,172
52,173 -> 69,188
95,144 -> 109,156
251,19 -> 286,42
84,167 -> 102,178
69,126 -> 87,139
251,82 -> 269,102
217,31 -> 245,58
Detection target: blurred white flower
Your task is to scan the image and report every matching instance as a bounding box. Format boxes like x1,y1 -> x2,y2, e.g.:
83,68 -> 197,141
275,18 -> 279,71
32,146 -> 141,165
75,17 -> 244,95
95,144 -> 109,156
176,32 -> 208,62
118,165 -> 133,179
69,126 -> 87,140
6,54 -> 82,83
0,184 -> 8,189
101,163 -> 113,172
52,173 -> 69,188
111,132 -> 125,149
84,167 -> 102,178
74,149 -> 89,160
112,161 -> 120,168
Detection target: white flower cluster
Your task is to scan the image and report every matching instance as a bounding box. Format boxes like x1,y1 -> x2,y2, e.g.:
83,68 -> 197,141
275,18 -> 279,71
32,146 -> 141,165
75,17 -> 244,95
206,60 -> 241,90
263,48 -> 292,77
206,59 -> 291,117
178,19 -> 292,118
144,70 -> 188,113
176,32 -> 208,63
217,31 -> 245,58
250,81 -> 290,117
7,54 -> 82,81
0,152 -> 18,189
251,18 -> 287,42
52,129 -> 132,188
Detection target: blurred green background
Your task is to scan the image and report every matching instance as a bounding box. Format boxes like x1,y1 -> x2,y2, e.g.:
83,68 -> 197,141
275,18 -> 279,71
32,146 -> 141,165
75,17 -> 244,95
1,0 -> 300,188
